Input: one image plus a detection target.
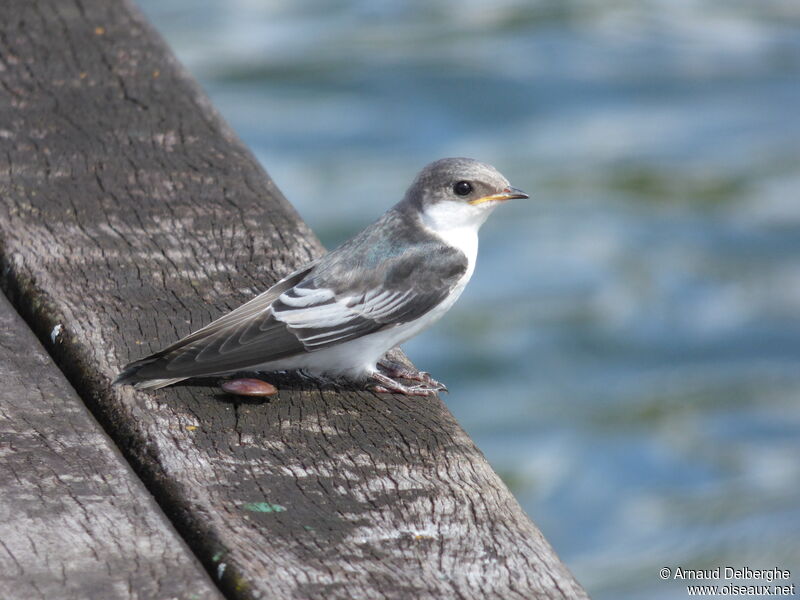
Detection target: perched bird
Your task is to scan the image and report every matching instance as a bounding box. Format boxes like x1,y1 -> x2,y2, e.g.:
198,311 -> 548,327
115,158 -> 528,396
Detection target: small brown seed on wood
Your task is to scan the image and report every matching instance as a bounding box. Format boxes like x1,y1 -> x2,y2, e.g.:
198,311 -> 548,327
220,378 -> 278,397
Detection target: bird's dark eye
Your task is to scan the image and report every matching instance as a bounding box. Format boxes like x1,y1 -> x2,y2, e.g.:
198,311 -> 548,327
453,181 -> 473,196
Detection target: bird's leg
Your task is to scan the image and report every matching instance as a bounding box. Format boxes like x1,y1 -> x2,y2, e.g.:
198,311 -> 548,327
377,358 -> 447,392
369,371 -> 441,397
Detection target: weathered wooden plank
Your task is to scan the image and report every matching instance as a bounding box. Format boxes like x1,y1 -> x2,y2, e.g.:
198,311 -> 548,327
0,0 -> 588,598
0,293 -> 222,600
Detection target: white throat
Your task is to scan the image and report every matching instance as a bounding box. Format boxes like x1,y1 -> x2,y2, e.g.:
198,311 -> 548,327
419,200 -> 492,269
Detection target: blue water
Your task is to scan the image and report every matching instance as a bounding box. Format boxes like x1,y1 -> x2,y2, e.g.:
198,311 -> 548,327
137,1 -> 800,597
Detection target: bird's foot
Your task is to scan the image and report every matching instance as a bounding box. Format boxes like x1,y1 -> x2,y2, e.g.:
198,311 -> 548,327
377,359 -> 447,392
369,371 -> 444,397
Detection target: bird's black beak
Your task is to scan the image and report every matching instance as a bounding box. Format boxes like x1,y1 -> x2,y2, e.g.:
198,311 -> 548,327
502,186 -> 529,200
469,186 -> 530,206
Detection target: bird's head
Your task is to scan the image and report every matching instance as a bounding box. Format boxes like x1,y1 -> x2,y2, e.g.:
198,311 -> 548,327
404,157 -> 529,230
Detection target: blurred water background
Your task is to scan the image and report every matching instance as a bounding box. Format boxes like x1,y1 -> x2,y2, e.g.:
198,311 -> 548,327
137,1 -> 800,597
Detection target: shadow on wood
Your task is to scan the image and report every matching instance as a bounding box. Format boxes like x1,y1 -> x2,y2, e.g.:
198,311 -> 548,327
0,0 -> 588,598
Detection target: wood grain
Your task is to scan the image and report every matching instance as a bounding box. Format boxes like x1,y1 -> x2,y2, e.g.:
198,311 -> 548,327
0,292 -> 222,600
0,0 -> 588,598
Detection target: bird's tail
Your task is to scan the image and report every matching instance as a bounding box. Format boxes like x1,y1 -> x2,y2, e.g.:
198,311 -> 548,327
113,358 -> 187,390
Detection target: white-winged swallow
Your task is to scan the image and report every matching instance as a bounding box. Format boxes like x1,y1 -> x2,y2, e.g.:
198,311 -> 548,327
115,158 -> 529,396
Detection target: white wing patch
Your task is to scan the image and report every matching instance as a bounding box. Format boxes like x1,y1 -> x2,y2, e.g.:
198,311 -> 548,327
276,286 -> 335,308
272,285 -> 420,349
352,289 -> 413,319
299,322 -> 363,342
275,298 -> 357,328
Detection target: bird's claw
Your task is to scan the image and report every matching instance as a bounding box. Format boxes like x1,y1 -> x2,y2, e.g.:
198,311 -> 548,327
369,371 -> 444,397
416,371 -> 447,392
371,384 -> 437,397
377,360 -> 447,392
